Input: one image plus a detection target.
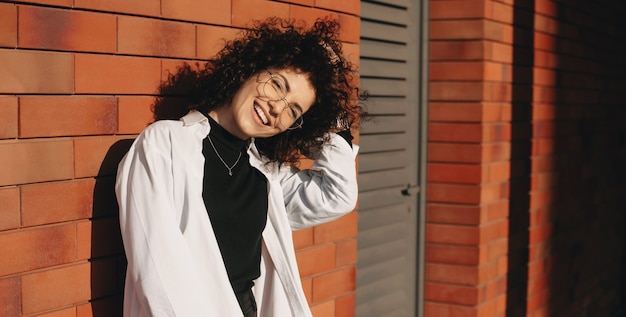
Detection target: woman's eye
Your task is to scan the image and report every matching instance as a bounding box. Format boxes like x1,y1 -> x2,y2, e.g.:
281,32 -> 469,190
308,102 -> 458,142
272,79 -> 286,94
289,107 -> 301,119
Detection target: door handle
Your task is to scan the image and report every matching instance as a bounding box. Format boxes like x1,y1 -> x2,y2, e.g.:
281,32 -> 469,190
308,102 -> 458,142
401,184 -> 420,196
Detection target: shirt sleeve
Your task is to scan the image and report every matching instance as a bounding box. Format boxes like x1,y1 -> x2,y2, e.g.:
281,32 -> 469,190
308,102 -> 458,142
115,125 -> 216,316
276,133 -> 359,230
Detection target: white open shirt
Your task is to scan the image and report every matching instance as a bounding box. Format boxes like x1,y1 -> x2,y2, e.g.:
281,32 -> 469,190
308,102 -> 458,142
115,110 -> 359,316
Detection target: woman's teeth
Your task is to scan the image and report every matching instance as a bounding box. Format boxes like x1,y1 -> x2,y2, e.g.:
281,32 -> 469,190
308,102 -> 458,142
254,105 -> 269,125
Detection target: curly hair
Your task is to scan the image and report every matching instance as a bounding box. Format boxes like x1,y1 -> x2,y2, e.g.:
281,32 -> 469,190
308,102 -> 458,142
153,17 -> 365,164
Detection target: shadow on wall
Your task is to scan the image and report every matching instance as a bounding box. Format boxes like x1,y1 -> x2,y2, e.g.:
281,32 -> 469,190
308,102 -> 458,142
87,63 -> 195,316
91,139 -> 134,317
506,2 -> 534,317
507,2 -> 626,317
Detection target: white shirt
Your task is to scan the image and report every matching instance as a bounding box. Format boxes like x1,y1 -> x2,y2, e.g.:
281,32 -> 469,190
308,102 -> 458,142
115,110 -> 359,316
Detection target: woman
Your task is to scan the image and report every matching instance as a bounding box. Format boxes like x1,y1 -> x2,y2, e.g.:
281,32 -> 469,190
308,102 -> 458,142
115,18 -> 363,317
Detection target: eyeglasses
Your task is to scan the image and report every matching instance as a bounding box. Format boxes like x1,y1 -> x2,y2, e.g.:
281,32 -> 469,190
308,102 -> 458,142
258,70 -> 304,130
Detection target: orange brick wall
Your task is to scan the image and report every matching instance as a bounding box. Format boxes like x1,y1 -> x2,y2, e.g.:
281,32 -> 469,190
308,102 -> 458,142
0,1 -> 361,316
522,0 -> 626,316
427,0 -> 626,317
427,0 -> 513,316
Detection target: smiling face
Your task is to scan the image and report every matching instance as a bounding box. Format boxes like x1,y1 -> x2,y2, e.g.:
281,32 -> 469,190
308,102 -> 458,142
208,68 -> 316,140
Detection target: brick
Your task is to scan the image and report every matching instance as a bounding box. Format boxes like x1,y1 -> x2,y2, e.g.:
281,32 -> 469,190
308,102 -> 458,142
162,0 -> 230,25
486,161 -> 510,182
480,183 -> 509,205
117,16 -> 196,58
430,40 -> 483,61
0,277 -> 20,317
118,96 -> 155,134
425,282 -> 478,305
75,54 -> 160,94
482,142 -> 511,163
19,96 -> 117,138
526,288 -> 549,313
296,244 -> 336,278
21,263 -> 91,315
0,139 -> 73,186
429,102 -> 490,123
430,61 -> 484,81
427,223 -> 479,245
0,96 -> 18,139
293,227 -> 314,250
0,3 -> 17,47
482,122 -> 511,143
19,6 -> 116,53
535,0 -> 557,17
312,267 -> 355,302
426,243 -> 483,265
534,32 -> 556,52
196,25 -> 240,59
429,123 -> 483,143
77,218 -> 124,260
74,136 -> 134,178
430,20 -> 484,40
335,294 -> 355,317
0,224 -> 76,276
428,143 -> 482,163
484,41 -> 513,63
311,299 -> 335,316
313,211 -> 357,244
429,82 -> 484,101
427,183 -> 482,204
74,0 -> 160,16
529,223 -> 552,244
21,179 -> 95,227
0,187 -> 19,231
289,6 -> 340,30
316,0 -> 359,15
335,238 -> 357,267
431,0 -> 485,19
0,50 -> 73,94
428,163 -> 482,184
486,201 -> 509,222
484,61 -> 512,82
534,15 -> 558,35
338,14 -> 360,44
426,263 -> 479,285
487,1 -> 513,23
231,0 -> 290,27
427,203 -> 483,225
484,20 -> 513,43
486,238 -> 508,261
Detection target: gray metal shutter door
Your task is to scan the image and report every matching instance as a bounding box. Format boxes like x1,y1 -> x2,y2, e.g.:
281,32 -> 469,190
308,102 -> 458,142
357,0 -> 424,316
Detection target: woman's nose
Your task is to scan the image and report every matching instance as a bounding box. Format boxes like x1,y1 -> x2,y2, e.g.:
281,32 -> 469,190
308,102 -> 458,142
267,99 -> 287,116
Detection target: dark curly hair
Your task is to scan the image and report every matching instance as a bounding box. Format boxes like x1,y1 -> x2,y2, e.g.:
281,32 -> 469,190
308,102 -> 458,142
153,17 -> 365,164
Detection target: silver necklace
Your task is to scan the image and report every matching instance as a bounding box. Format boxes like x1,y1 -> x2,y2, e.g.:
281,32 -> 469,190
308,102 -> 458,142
207,135 -> 242,176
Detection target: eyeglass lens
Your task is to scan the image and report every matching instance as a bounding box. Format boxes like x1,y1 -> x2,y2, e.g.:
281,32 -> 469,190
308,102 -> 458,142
262,71 -> 303,130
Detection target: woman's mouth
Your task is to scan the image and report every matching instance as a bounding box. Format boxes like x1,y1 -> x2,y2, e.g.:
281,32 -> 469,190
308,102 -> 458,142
254,103 -> 270,126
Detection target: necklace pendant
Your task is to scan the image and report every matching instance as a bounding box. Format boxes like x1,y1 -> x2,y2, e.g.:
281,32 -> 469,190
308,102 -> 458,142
228,170 -> 233,176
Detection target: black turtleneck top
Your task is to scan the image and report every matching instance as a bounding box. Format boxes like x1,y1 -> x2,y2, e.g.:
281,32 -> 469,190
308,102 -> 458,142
201,115 -> 268,293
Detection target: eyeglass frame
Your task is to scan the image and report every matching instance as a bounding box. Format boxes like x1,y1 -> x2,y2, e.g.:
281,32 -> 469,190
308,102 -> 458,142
257,70 -> 305,130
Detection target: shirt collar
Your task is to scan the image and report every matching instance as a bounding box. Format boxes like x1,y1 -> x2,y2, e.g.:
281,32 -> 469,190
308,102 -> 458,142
181,110 -> 211,139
